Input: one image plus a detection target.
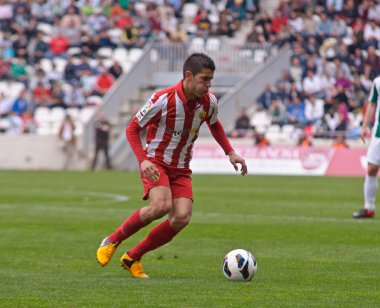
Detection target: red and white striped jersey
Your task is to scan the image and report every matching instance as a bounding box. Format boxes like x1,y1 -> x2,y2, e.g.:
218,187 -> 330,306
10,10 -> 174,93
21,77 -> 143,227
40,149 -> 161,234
135,80 -> 218,168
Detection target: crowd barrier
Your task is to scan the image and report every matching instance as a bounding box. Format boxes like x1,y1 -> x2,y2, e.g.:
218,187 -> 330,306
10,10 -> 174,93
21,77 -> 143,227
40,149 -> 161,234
191,145 -> 367,176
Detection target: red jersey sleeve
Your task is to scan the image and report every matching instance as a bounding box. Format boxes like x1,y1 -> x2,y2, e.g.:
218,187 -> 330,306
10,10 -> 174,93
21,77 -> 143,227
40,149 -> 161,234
126,118 -> 148,163
207,120 -> 234,155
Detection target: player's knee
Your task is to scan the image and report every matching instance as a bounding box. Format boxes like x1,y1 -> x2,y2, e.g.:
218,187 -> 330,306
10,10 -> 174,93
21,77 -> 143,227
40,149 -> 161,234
150,199 -> 172,218
367,164 -> 379,176
170,211 -> 192,230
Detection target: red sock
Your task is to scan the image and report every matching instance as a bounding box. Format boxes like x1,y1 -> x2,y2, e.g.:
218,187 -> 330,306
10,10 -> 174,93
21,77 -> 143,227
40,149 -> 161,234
108,209 -> 149,243
128,220 -> 178,260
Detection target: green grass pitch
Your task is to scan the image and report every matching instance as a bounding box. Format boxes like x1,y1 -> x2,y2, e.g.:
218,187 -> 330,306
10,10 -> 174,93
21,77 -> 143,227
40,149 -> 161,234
0,171 -> 379,307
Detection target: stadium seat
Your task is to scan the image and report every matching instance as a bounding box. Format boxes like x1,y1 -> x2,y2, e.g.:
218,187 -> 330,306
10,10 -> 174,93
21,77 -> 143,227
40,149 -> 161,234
66,108 -> 80,121
52,57 -> 67,73
67,47 -> 81,56
34,107 -> 50,124
128,48 -> 143,62
250,110 -> 271,128
253,49 -> 268,64
189,38 -> 205,53
80,106 -> 96,122
50,107 -> 65,124
9,82 -> 25,98
37,123 -> 52,135
108,28 -> 122,45
86,95 -> 103,106
40,58 -> 53,73
113,48 -> 128,63
182,3 -> 198,25
97,47 -> 113,58
206,37 -> 221,52
36,23 -> 53,35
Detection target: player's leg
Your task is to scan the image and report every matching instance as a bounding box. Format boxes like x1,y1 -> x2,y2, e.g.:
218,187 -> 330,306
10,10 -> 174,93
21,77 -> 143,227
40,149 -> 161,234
120,169 -> 193,278
97,162 -> 171,267
97,186 -> 172,267
353,139 -> 380,218
120,198 -> 193,278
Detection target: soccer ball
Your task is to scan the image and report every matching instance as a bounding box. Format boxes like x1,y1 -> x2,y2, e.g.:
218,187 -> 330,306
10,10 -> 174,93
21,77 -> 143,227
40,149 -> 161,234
222,249 -> 257,281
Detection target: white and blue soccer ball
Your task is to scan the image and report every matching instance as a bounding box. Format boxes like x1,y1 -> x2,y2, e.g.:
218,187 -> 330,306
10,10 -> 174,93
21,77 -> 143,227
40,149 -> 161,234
222,249 -> 257,281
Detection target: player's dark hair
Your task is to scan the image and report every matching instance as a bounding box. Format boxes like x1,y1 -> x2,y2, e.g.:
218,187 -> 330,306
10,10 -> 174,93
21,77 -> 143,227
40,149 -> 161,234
183,53 -> 215,78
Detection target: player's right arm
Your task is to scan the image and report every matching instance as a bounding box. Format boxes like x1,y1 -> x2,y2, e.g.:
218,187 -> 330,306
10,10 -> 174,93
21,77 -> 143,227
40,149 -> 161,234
126,95 -> 163,182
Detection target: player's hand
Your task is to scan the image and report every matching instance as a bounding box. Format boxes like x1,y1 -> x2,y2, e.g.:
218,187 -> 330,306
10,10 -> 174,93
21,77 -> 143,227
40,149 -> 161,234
229,151 -> 248,176
360,126 -> 370,144
140,160 -> 160,182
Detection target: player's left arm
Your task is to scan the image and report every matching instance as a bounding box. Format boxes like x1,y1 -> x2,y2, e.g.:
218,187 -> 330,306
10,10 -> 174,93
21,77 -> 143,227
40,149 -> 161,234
207,120 -> 248,175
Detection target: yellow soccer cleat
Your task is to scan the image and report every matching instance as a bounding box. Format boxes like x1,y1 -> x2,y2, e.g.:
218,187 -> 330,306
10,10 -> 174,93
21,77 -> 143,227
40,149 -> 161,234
120,253 -> 150,278
96,236 -> 119,267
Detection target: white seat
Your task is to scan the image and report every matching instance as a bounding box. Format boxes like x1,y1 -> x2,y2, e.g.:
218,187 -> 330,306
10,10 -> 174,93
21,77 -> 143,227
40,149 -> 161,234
108,28 -> 122,45
66,108 -> 80,120
120,60 -> 133,73
102,58 -> 113,68
37,124 -> 52,135
253,49 -> 267,63
80,106 -> 96,122
267,124 -> 280,133
67,47 -> 81,56
182,3 -> 198,24
281,124 -> 295,136
9,82 -> 25,97
206,37 -> 221,52
34,107 -> 50,125
37,23 -> 53,35
86,96 -> 102,106
128,48 -> 143,62
189,37 -> 205,53
39,58 -> 53,73
250,111 -> 271,128
50,107 -> 65,124
52,57 -> 67,73
97,47 -> 113,58
74,121 -> 83,136
113,47 -> 128,63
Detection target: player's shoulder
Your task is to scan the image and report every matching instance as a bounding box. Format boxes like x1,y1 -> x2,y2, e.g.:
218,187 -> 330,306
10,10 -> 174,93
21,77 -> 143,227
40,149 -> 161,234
149,85 -> 176,105
372,76 -> 380,86
207,91 -> 218,105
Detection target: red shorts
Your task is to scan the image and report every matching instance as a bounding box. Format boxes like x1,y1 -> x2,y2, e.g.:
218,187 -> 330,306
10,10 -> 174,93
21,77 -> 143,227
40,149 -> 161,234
140,158 -> 193,201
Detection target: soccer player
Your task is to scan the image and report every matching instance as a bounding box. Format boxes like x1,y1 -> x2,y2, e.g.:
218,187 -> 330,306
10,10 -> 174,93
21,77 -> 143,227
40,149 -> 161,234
352,77 -> 380,219
96,53 -> 248,278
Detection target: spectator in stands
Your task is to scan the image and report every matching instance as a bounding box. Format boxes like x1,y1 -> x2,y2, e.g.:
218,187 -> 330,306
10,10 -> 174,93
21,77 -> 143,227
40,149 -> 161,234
121,23 -> 139,49
305,94 -> 324,126
64,81 -> 86,108
11,89 -> 29,116
91,112 -> 112,170
303,69 -> 322,97
10,57 -> 28,85
93,68 -> 115,96
256,83 -> 276,110
349,47 -> 366,75
215,10 -> 234,37
229,107 -> 251,138
64,56 -> 78,84
297,131 -> 313,147
269,98 -> 286,126
48,31 -> 70,59
31,31 -> 48,64
108,60 -> 123,79
364,45 -> 380,79
193,8 -> 211,40
287,95 -> 306,126
0,57 -> 10,80
333,134 -> 349,148
253,128 -> 270,147
58,114 -> 76,170
50,82 -> 66,109
33,81 -> 51,108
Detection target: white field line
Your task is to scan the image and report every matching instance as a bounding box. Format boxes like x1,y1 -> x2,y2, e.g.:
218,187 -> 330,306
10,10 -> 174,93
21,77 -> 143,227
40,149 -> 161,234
0,199 -> 377,224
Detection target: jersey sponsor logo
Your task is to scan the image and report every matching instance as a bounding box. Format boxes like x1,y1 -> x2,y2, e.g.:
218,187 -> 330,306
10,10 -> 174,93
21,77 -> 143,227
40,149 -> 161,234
136,100 -> 154,121
165,127 -> 199,137
198,110 -> 207,121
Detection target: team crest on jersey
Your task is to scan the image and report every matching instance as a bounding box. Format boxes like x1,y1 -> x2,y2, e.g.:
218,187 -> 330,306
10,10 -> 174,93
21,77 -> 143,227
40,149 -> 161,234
136,100 -> 154,121
198,110 -> 207,121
